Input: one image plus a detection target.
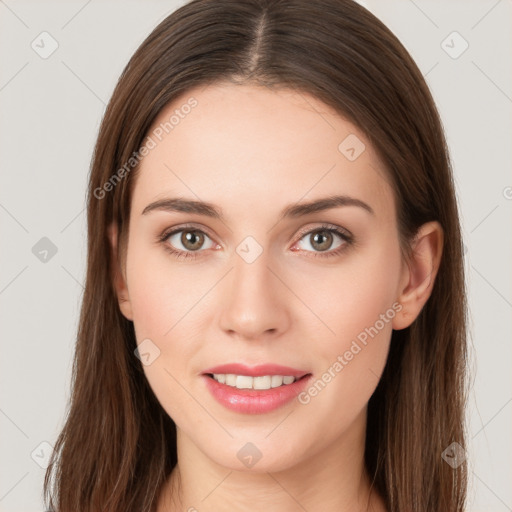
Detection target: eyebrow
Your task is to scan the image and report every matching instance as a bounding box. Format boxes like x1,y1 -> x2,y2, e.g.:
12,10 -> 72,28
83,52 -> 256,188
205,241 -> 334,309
141,194 -> 375,220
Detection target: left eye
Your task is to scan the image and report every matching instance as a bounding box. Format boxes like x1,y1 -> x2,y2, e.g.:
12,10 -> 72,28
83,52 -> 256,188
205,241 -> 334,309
294,227 -> 350,254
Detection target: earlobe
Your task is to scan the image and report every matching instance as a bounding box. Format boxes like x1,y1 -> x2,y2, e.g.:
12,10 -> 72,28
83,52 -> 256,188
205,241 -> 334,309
107,222 -> 134,321
392,221 -> 443,330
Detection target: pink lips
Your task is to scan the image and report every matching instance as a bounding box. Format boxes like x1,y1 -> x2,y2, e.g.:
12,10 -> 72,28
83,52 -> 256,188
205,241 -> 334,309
201,363 -> 312,414
202,363 -> 309,379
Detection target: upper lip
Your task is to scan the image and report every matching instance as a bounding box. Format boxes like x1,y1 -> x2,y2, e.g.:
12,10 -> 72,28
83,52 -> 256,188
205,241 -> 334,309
202,363 -> 310,379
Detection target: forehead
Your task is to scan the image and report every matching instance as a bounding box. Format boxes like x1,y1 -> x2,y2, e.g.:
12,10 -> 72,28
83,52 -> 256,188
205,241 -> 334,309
132,82 -> 395,222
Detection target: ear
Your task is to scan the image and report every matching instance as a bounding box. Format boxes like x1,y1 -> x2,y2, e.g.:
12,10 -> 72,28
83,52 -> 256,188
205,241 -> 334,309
107,222 -> 133,321
392,221 -> 443,330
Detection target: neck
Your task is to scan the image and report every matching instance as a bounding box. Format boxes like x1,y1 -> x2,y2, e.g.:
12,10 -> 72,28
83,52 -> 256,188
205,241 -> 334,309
157,408 -> 387,512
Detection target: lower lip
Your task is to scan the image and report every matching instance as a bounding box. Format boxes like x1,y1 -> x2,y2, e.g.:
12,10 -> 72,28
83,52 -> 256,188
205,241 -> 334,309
202,374 -> 312,414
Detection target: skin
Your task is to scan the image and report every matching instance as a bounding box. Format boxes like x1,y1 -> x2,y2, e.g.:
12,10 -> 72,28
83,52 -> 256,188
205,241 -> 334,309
110,82 -> 443,512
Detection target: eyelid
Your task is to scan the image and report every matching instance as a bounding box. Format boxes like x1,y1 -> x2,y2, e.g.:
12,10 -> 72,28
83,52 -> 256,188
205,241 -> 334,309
159,222 -> 216,241
294,222 -> 353,241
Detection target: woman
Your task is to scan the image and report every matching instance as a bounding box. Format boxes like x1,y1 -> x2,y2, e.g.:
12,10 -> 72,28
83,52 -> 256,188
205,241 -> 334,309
44,0 -> 469,510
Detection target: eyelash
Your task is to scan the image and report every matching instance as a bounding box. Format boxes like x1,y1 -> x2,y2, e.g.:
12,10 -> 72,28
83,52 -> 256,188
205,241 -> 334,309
158,223 -> 354,261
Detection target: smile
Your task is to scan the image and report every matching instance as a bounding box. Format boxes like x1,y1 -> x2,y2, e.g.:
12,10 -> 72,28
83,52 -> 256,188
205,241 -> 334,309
209,373 -> 297,390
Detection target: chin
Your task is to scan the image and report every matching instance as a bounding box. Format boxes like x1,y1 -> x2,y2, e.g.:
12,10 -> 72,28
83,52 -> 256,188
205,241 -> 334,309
191,435 -> 308,474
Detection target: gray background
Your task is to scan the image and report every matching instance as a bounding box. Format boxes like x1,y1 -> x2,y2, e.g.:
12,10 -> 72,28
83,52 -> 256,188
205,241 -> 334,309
0,1 -> 510,510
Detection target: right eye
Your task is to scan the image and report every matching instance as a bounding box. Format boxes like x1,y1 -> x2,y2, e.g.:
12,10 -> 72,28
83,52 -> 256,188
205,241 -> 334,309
159,225 -> 219,260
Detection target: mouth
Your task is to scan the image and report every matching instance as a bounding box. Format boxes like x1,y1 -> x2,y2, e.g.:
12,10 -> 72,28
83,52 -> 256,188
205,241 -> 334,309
201,363 -> 310,385
201,363 -> 312,414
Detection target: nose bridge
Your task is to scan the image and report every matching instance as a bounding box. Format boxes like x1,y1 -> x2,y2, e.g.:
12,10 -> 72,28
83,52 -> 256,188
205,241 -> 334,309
230,232 -> 275,294
218,238 -> 289,338
233,245 -> 272,295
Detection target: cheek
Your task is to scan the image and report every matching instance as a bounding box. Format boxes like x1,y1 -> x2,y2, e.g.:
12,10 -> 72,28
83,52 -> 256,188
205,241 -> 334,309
293,237 -> 402,350
125,244 -> 215,410
291,240 -> 401,420
126,243 -> 207,338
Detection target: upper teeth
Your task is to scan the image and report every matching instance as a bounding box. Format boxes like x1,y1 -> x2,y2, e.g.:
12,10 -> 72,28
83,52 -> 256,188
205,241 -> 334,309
212,374 -> 297,390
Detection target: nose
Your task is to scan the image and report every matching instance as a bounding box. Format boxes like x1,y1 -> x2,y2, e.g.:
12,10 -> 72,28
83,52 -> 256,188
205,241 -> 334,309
218,248 -> 291,341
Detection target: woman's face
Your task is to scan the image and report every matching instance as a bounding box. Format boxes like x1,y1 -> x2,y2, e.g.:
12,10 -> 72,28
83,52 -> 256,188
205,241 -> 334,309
117,82 -> 408,472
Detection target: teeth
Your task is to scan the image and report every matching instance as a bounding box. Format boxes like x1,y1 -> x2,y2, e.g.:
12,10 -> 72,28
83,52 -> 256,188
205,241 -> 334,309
212,373 -> 298,390
283,376 -> 295,385
271,375 -> 283,388
236,375 -> 253,389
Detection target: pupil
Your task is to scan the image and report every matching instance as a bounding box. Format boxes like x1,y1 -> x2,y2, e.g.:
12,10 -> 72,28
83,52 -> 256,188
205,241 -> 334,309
183,231 -> 203,250
313,231 -> 331,251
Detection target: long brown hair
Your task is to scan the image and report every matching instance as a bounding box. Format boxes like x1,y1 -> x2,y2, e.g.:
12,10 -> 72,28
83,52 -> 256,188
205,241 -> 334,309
43,0 -> 469,510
